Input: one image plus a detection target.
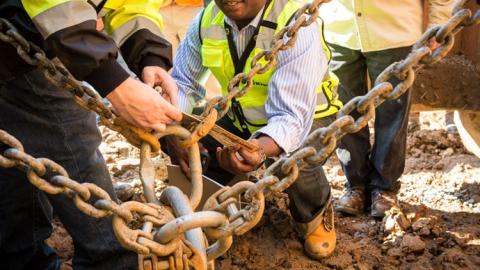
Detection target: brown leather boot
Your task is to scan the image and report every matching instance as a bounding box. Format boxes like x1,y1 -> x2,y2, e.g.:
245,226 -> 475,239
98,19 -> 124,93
371,189 -> 400,218
304,197 -> 336,260
335,186 -> 366,215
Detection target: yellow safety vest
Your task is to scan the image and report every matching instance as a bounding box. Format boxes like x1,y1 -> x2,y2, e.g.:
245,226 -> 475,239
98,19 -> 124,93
200,0 -> 342,134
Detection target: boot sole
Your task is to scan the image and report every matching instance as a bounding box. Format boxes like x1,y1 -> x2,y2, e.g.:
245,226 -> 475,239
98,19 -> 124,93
335,204 -> 363,216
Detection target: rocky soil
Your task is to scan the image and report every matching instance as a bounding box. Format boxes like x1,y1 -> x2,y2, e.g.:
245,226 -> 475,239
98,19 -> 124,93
47,111 -> 480,270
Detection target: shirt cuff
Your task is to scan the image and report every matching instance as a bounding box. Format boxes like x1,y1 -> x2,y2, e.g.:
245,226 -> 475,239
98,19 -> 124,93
251,120 -> 302,154
83,58 -> 131,97
178,88 -> 195,113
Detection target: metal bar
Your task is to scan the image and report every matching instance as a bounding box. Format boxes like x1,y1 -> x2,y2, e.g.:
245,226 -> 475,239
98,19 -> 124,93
156,125 -> 203,210
159,186 -> 209,269
140,143 -> 161,204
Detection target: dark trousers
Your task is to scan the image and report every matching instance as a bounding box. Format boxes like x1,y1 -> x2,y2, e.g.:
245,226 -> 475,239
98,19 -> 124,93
329,43 -> 413,192
199,112 -> 333,228
0,69 -> 137,269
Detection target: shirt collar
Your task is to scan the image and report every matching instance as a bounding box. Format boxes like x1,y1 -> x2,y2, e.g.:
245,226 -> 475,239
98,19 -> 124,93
224,7 -> 265,32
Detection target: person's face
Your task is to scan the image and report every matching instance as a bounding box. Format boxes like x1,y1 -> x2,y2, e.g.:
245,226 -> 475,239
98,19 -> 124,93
215,0 -> 267,26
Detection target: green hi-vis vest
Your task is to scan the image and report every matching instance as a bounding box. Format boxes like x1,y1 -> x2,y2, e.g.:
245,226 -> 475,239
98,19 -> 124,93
200,0 -> 343,135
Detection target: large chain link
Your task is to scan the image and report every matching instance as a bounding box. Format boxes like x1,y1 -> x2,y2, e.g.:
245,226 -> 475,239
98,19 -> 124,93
0,0 -> 478,269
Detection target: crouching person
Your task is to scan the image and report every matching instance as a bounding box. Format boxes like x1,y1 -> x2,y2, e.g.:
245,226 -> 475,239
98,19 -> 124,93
170,0 -> 343,259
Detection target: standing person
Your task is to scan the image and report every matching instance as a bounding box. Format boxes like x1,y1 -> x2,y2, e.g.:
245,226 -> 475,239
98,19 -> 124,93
319,0 -> 453,217
0,0 -> 181,269
159,0 -> 204,54
170,0 -> 342,259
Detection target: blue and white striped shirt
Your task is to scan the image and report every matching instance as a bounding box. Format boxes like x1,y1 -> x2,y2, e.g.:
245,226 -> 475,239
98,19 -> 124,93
172,11 -> 328,153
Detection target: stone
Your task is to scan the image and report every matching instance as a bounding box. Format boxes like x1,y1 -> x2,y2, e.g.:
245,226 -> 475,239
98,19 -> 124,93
387,247 -> 403,258
401,234 -> 426,254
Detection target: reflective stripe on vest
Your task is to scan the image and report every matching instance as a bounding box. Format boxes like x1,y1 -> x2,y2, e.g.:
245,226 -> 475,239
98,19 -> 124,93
200,0 -> 342,134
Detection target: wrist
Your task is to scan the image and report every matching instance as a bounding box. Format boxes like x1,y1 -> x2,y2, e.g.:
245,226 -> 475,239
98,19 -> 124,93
257,144 -> 267,167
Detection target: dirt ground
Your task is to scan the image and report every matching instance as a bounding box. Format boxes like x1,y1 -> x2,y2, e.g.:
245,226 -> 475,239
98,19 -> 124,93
47,110 -> 480,270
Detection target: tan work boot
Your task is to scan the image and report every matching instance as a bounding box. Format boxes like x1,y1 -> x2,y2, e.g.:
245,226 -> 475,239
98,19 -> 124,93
304,197 -> 336,260
335,186 -> 366,215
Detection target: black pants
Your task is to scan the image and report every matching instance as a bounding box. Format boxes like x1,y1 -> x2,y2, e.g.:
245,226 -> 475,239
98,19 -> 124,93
329,43 -> 413,192
0,69 -> 137,269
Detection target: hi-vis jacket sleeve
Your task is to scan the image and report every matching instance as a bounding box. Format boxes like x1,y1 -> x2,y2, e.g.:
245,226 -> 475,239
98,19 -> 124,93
20,0 -> 172,97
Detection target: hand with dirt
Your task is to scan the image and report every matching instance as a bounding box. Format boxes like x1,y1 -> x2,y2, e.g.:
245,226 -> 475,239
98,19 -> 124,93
166,137 -> 209,178
166,136 -> 191,178
106,77 -> 182,133
216,137 -> 281,175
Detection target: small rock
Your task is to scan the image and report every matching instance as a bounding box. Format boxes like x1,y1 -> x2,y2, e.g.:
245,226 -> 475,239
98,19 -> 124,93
433,162 -> 445,170
412,216 -> 436,236
387,247 -> 403,258
442,148 -> 454,157
382,208 -> 411,234
114,183 -> 134,202
351,222 -> 369,232
431,226 -> 441,237
419,227 -> 431,236
401,234 -> 426,254
354,231 -> 365,240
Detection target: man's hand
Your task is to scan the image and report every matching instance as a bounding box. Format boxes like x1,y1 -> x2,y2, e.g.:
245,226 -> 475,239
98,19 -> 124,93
106,77 -> 182,133
166,136 -> 192,177
166,137 -> 210,179
142,66 -> 178,107
428,37 -> 441,51
216,139 -> 266,175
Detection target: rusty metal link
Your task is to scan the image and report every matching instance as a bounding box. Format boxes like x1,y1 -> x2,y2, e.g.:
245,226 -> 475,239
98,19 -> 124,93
0,17 -> 160,152
0,130 -> 24,168
203,181 -> 265,237
375,63 -> 416,100
436,8 -> 471,42
180,109 -> 218,148
113,201 -> 181,256
453,0 -> 480,26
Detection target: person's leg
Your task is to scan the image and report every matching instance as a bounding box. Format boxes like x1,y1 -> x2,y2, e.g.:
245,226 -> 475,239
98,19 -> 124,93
365,46 -> 412,192
286,116 -> 336,259
328,43 -> 371,189
286,116 -> 334,227
328,43 -> 371,215
0,69 -> 137,270
0,167 -> 60,270
364,46 -> 412,217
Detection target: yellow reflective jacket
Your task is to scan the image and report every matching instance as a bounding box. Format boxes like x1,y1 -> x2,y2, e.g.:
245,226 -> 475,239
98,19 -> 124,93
200,0 -> 342,134
1,0 -> 172,96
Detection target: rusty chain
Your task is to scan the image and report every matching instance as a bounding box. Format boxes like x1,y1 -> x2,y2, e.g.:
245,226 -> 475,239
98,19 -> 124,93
0,0 -> 478,269
0,18 -> 161,152
0,129 -> 206,268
